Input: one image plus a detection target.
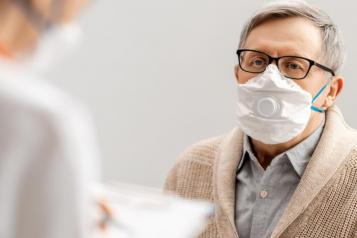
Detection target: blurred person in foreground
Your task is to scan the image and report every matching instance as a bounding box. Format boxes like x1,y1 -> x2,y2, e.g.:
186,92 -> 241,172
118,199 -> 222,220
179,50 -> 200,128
164,1 -> 357,237
0,2 -> 216,238
0,1 -> 100,238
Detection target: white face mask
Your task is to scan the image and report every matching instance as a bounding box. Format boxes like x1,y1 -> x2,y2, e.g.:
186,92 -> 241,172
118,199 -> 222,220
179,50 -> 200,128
236,64 -> 329,145
11,0 -> 82,73
22,23 -> 82,73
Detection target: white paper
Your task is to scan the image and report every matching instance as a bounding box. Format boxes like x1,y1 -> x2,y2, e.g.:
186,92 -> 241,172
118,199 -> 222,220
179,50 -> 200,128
91,182 -> 214,238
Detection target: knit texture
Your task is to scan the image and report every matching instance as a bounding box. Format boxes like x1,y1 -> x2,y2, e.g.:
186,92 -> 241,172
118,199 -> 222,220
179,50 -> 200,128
280,149 -> 357,238
164,106 -> 357,238
164,137 -> 223,238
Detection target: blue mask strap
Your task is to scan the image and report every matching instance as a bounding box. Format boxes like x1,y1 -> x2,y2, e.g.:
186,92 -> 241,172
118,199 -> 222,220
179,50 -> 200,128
311,81 -> 330,113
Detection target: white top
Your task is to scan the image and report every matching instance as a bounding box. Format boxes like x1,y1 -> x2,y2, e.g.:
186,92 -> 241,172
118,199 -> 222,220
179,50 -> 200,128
0,61 -> 99,238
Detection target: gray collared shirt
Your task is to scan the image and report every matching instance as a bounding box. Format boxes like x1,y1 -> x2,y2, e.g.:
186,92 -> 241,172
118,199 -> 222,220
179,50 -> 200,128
235,117 -> 325,238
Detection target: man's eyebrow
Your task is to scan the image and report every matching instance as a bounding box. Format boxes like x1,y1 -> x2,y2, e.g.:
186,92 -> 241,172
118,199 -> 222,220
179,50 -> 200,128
281,52 -> 312,58
246,47 -> 314,59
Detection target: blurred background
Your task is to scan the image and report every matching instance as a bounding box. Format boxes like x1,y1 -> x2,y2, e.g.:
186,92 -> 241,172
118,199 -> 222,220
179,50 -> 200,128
47,0 -> 357,187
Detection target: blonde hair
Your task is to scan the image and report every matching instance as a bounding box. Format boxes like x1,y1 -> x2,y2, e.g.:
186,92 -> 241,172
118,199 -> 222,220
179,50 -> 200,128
238,0 -> 344,73
0,0 -> 87,56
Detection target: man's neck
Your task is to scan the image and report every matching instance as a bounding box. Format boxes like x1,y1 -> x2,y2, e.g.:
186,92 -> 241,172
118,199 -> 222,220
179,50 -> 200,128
251,113 -> 325,170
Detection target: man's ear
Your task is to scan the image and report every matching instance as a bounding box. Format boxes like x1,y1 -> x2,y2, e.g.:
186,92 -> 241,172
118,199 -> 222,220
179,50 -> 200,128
323,76 -> 344,108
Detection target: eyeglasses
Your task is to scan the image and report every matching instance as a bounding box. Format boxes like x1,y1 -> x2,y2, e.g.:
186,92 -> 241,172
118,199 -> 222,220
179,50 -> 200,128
236,49 -> 335,80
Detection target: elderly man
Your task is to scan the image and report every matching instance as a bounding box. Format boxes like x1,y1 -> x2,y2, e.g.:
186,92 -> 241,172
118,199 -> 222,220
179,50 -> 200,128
164,1 -> 357,238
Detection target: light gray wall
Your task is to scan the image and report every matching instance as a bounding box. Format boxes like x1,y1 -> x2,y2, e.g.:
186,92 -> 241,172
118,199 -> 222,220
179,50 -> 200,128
48,0 -> 357,187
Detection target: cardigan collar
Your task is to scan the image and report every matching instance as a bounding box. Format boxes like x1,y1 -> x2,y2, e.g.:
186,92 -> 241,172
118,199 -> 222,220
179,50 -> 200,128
213,106 -> 357,238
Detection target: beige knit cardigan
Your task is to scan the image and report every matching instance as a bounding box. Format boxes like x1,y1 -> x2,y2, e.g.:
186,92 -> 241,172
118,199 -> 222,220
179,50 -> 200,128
164,106 -> 357,238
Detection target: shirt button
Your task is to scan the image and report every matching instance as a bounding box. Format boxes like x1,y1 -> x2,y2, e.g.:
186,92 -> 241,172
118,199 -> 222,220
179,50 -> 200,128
260,190 -> 269,199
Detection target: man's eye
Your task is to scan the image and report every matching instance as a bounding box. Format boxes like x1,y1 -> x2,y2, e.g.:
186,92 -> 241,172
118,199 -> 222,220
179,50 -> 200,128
250,57 -> 266,66
286,62 -> 303,70
254,60 -> 264,65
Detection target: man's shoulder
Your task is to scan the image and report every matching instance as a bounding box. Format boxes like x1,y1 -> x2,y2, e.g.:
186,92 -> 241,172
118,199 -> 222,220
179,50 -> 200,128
164,132 -> 230,198
175,132 -> 229,167
346,145 -> 357,168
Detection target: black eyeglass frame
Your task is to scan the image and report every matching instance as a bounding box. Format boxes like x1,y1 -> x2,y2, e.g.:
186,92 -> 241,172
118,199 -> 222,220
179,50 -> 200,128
236,49 -> 335,80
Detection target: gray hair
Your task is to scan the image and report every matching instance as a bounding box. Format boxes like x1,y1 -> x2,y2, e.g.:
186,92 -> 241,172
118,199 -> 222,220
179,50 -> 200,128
238,0 -> 344,74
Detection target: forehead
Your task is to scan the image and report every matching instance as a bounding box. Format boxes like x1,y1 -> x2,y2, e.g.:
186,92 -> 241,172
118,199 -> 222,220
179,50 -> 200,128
244,17 -> 323,60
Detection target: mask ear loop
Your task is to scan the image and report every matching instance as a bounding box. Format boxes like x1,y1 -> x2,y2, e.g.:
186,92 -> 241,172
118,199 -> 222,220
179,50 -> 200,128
311,79 -> 332,113
12,0 -> 65,32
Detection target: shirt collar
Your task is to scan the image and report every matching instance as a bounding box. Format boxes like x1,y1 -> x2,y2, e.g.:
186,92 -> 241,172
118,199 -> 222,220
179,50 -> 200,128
238,114 -> 325,177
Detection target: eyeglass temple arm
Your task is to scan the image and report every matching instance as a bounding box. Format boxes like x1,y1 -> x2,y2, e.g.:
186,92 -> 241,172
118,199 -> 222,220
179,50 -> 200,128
313,62 -> 335,76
